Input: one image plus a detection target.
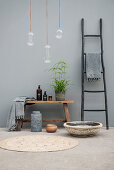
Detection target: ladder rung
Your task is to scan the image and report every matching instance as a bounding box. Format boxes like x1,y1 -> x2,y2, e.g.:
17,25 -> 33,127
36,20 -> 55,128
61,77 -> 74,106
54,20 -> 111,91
84,71 -> 103,73
84,109 -> 106,112
84,90 -> 105,93
84,35 -> 100,37
84,53 -> 102,55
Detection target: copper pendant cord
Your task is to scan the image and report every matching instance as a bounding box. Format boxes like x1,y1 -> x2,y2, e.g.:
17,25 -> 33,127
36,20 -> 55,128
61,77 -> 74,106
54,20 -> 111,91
30,0 -> 31,32
59,0 -> 61,28
46,0 -> 48,45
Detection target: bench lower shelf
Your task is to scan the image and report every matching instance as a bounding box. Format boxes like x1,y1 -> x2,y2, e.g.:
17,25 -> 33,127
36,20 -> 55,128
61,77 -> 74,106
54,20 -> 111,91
23,119 -> 66,122
17,100 -> 74,131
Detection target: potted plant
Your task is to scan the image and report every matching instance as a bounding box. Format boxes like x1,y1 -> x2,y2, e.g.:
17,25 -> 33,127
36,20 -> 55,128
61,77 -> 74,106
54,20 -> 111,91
49,61 -> 70,101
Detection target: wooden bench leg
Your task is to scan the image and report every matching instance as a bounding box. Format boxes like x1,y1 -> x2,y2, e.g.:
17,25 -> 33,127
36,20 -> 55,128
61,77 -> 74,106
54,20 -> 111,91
17,104 -> 26,131
63,103 -> 71,122
17,119 -> 23,131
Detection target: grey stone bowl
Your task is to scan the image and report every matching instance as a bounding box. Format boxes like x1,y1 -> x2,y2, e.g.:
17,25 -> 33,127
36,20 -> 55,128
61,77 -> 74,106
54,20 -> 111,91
64,121 -> 103,136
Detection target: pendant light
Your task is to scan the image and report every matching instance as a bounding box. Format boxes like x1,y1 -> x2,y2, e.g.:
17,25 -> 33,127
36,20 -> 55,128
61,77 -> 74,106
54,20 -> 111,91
56,0 -> 63,39
44,0 -> 51,63
27,0 -> 34,46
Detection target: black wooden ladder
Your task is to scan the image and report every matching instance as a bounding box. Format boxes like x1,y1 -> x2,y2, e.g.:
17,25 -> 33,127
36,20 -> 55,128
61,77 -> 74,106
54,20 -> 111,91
81,18 -> 109,129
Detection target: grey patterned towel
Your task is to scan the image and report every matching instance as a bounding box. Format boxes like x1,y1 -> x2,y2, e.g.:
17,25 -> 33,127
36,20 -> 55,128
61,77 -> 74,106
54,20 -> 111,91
6,96 -> 35,131
86,53 -> 101,81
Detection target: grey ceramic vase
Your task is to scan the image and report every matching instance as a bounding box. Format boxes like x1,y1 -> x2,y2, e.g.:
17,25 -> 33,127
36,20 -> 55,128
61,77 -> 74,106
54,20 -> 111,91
55,91 -> 65,101
31,111 -> 42,132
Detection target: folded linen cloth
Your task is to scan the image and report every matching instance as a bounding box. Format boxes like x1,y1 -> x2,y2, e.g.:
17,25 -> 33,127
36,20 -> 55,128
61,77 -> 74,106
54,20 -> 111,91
6,96 -> 35,131
86,53 -> 101,81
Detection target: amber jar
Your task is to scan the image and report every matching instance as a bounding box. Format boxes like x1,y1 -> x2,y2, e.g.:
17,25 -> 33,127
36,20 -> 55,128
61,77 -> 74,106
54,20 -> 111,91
48,95 -> 52,101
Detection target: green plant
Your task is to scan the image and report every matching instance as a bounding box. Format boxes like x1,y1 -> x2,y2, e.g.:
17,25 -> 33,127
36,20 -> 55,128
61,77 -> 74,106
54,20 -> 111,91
49,61 -> 70,92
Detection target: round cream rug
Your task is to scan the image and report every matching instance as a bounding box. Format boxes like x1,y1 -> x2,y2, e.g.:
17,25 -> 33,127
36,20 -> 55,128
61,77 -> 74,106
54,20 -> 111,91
0,135 -> 78,152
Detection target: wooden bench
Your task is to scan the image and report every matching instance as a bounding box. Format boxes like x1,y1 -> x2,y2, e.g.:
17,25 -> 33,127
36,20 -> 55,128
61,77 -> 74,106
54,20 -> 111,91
17,100 -> 74,131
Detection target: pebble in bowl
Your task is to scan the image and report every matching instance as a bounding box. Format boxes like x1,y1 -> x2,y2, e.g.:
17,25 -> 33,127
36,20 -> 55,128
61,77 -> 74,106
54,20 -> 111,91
64,121 -> 103,137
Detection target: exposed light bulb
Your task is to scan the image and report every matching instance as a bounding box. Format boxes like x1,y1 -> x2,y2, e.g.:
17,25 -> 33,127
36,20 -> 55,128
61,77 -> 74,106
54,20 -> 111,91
44,45 -> 51,63
56,29 -> 63,39
27,32 -> 34,46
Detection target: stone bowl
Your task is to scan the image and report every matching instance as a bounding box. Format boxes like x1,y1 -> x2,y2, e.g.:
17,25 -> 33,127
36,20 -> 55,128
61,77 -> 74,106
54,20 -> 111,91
64,121 -> 102,136
46,124 -> 57,133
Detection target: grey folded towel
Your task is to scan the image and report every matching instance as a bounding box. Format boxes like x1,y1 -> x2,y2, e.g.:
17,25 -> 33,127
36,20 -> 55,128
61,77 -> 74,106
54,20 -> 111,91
86,53 -> 101,81
6,96 -> 35,131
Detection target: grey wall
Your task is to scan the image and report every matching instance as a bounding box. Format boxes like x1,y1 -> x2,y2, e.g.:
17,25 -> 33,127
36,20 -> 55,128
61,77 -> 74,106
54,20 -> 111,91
0,0 -> 114,127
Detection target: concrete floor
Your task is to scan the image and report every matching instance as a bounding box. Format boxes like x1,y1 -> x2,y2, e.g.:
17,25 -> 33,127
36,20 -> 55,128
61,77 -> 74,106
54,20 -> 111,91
0,128 -> 114,170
